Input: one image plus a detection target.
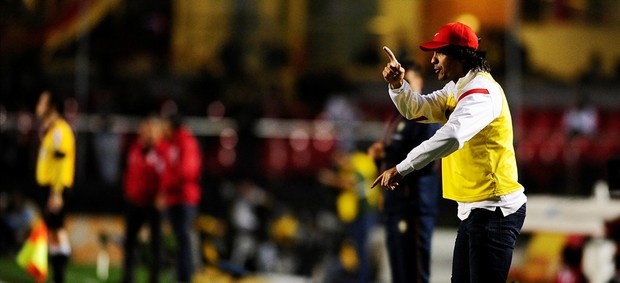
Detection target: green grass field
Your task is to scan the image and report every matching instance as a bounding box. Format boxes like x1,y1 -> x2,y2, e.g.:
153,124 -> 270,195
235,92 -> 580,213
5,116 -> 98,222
0,256 -> 175,283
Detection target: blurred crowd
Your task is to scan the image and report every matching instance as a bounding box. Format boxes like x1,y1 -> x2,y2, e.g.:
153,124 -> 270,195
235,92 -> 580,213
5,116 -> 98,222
0,87 -> 396,282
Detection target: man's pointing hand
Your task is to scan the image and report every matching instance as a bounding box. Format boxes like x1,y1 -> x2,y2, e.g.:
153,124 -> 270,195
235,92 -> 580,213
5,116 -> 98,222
382,46 -> 405,89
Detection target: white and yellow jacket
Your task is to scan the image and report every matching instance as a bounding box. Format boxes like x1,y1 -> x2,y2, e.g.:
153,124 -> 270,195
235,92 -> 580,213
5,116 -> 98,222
388,70 -> 526,220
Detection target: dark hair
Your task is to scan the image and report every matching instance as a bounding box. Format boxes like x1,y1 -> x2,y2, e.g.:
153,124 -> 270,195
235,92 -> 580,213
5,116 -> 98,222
165,113 -> 184,130
41,88 -> 65,113
401,59 -> 423,75
439,45 -> 491,73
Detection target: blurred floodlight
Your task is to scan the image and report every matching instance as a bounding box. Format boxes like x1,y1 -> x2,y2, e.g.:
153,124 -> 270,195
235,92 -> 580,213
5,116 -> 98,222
219,128 -> 238,149
289,129 -> 310,152
313,122 -> 335,152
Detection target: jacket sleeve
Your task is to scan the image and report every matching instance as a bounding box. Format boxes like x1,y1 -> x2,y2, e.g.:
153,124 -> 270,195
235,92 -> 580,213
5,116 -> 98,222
177,136 -> 202,183
161,133 -> 202,189
388,81 -> 451,123
123,143 -> 142,198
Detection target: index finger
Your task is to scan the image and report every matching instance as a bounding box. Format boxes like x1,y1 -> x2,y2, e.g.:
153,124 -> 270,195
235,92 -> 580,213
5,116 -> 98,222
370,175 -> 382,189
383,46 -> 398,64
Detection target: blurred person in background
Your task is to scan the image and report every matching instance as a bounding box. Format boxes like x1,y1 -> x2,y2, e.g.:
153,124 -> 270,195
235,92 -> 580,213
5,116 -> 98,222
0,192 -> 37,254
367,60 -> 440,283
34,89 -> 76,283
563,92 -> 599,194
375,22 -> 527,282
319,149 -> 380,283
160,113 -> 202,283
563,92 -> 598,139
121,116 -> 165,283
230,180 -> 270,270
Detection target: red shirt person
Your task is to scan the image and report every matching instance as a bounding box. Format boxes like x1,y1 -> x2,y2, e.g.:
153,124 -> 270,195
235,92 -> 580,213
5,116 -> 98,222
159,118 -> 202,207
159,114 -> 202,282
124,123 -> 165,206
121,117 -> 166,283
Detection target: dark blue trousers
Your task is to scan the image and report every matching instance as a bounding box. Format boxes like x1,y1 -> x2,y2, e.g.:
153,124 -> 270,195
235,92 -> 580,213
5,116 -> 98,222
347,212 -> 377,283
451,204 -> 526,283
168,204 -> 197,283
385,212 -> 435,283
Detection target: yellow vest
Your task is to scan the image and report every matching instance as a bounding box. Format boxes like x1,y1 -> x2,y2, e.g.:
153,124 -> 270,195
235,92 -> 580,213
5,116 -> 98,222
441,73 -> 522,202
36,118 -> 76,193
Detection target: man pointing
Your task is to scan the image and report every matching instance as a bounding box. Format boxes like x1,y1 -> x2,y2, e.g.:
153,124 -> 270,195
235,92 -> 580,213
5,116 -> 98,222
372,22 -> 527,282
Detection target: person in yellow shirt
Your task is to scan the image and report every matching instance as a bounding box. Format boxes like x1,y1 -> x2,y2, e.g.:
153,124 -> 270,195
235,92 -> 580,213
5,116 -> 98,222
34,89 -> 75,283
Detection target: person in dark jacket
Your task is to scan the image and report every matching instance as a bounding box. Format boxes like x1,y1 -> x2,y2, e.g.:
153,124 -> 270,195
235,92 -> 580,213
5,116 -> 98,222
368,60 -> 440,283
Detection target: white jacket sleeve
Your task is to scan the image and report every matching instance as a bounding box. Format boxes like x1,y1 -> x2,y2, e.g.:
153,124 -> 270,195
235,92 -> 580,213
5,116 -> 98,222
389,81 -> 451,123
394,86 -> 502,175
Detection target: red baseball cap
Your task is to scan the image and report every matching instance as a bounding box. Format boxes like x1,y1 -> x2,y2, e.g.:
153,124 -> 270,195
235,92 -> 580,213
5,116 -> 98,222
419,22 -> 479,51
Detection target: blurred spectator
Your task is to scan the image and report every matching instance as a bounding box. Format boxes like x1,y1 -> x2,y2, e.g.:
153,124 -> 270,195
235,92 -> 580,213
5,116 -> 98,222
160,113 -> 203,283
555,236 -> 586,283
563,93 -> 598,138
606,216 -> 620,282
229,180 -> 270,270
90,88 -> 120,187
93,114 -> 121,187
33,89 -> 76,283
319,149 -> 380,283
322,94 -> 362,153
121,116 -> 165,283
563,92 -> 599,194
367,60 -> 440,283
0,192 -> 37,254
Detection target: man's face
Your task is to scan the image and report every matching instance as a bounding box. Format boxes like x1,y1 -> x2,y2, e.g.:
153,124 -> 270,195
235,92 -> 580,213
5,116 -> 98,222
137,118 -> 162,145
35,91 -> 51,119
431,50 -> 464,82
